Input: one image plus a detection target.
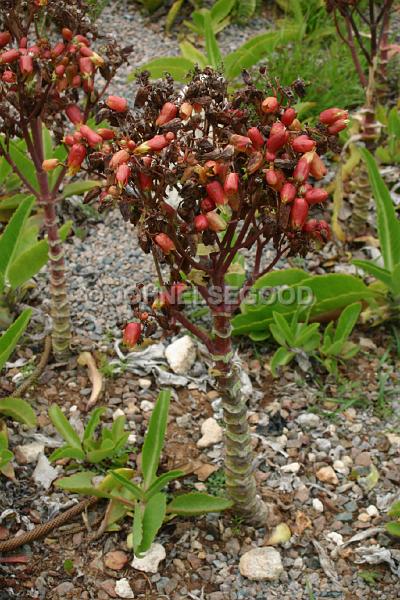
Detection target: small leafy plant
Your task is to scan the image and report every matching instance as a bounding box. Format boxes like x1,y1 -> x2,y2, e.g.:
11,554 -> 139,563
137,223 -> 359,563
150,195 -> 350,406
319,302 -> 361,376
269,309 -> 320,376
55,390 -> 233,553
0,424 -> 13,474
0,308 -> 32,371
49,405 -> 129,466
386,500 -> 400,538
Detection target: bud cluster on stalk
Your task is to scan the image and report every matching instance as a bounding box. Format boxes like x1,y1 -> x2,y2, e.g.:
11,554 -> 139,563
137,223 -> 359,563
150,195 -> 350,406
79,68 -> 348,332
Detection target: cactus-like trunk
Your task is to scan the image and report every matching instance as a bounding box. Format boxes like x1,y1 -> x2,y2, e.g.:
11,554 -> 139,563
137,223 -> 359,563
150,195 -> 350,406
33,120 -> 71,359
212,311 -> 269,526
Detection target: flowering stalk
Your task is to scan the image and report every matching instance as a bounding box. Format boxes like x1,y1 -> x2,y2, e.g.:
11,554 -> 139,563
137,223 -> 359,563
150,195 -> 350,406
83,68 -> 347,526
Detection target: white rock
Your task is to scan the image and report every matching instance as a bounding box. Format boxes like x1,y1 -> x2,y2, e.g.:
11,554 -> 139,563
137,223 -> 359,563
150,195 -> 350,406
32,454 -> 59,490
115,578 -> 134,598
296,413 -> 320,428
165,335 -> 196,374
386,433 -> 400,446
131,543 -> 166,574
281,462 -> 301,474
140,400 -> 154,412
316,466 -> 339,486
239,547 -> 283,581
197,418 -> 223,448
14,442 -> 45,465
138,378 -> 152,389
127,433 -> 137,444
326,532 -> 343,546
312,498 -> 324,513
366,505 -> 379,517
113,408 -> 125,420
333,460 -> 348,475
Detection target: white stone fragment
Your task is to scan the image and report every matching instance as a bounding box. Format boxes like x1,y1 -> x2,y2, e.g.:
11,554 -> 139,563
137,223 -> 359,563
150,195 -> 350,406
131,543 -> 166,574
239,547 -> 283,581
312,498 -> 324,513
281,462 -> 301,474
115,578 -> 134,598
165,335 -> 196,374
197,417 -> 223,448
32,454 -> 59,490
14,442 -> 45,465
296,413 -> 320,428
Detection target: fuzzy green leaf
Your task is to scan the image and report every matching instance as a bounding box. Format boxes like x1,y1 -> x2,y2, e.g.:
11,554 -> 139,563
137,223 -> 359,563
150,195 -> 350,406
0,309 -> 32,371
0,397 -> 36,427
166,492 -> 233,515
141,389 -> 171,489
48,404 -> 82,450
138,492 -> 167,554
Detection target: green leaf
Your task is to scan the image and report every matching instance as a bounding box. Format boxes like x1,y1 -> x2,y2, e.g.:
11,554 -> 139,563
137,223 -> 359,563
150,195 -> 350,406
111,415 -> 126,442
294,323 -> 321,348
138,492 -> 167,554
8,220 -> 72,291
204,11 -> 222,68
224,26 -> 301,79
271,312 -> 295,346
62,180 -> 100,200
49,446 -> 86,462
166,0 -> 185,32
333,302 -> 361,344
353,259 -> 392,288
269,323 -> 288,348
386,521 -> 400,537
0,195 -> 35,285
128,58 -> 193,82
132,502 -> 144,554
48,404 -> 83,450
141,389 -> 171,489
360,147 -> 400,271
0,397 -> 36,427
8,141 -> 39,192
390,264 -> 400,298
55,471 -> 110,497
86,438 -> 115,463
110,471 -> 144,501
83,407 -> 106,444
270,347 -> 295,377
388,501 -> 400,518
210,0 -> 236,24
179,41 -> 208,68
0,309 -> 32,371
145,470 -> 184,499
167,492 -> 233,516
387,107 -> 400,138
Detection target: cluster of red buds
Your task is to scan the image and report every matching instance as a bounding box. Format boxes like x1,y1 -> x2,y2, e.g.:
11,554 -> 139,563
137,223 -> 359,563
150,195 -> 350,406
78,68 -> 348,344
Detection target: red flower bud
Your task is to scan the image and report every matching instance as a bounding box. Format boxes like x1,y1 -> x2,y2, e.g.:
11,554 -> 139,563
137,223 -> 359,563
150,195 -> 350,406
293,152 -> 314,183
266,129 -> 288,153
63,134 -> 75,146
292,135 -> 316,153
309,153 -> 327,180
62,28 -> 73,41
0,49 -> 20,64
265,168 -> 285,191
224,173 -> 239,199
19,37 -> 27,49
28,45 -> 40,57
79,56 -> 94,76
247,151 -> 264,175
280,182 -> 297,204
67,143 -> 86,174
73,131 -> 83,142
206,211 -> 227,232
2,70 -> 15,83
123,322 -> 142,348
281,107 -> 297,127
65,104 -> 83,125
79,45 -> 93,58
110,149 -> 130,169
97,128 -> 115,140
55,64 -> 65,77
305,188 -> 329,205
106,95 -> 128,112
201,197 -> 216,213
194,214 -> 209,232
180,102 -> 193,120
247,127 -> 264,149
156,102 -> 178,126
155,233 -> 176,254
290,197 -> 309,229
270,121 -> 286,136
51,42 -> 65,58
0,32 -> 11,49
319,107 -> 348,125
327,119 -> 349,134
261,96 -> 279,113
42,158 -> 59,172
206,180 -> 227,206
74,34 -> 90,46
135,134 -> 169,154
230,134 -> 253,152
265,151 -> 276,162
79,124 -> 103,148
138,171 -> 152,191
303,219 -> 330,242
116,163 -> 131,186
71,74 -> 81,87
